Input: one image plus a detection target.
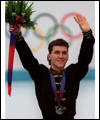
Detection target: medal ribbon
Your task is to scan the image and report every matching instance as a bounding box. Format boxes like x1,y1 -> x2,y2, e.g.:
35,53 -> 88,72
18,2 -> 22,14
7,16 -> 25,96
50,68 -> 66,105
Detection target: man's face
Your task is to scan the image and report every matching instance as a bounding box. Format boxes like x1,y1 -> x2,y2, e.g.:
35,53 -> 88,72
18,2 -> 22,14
48,46 -> 69,72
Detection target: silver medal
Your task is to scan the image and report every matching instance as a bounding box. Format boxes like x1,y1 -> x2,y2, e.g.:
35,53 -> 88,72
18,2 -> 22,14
56,105 -> 65,115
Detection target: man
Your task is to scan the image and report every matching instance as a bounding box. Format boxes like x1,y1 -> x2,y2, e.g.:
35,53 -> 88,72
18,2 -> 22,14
9,14 -> 95,119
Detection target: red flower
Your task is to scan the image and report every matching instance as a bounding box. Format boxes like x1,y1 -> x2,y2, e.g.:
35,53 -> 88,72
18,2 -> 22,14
16,15 -> 25,22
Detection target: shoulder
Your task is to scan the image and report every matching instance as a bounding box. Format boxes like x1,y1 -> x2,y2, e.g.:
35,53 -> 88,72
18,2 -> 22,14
65,64 -> 74,71
40,64 -> 50,72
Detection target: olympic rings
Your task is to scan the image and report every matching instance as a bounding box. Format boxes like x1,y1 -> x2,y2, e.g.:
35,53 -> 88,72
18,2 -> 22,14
46,24 -> 73,47
6,12 -> 83,52
33,13 -> 58,39
60,12 -> 82,39
31,26 -> 45,52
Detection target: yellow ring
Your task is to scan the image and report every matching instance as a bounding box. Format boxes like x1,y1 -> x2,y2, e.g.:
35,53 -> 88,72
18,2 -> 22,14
21,26 -> 45,52
31,26 -> 45,52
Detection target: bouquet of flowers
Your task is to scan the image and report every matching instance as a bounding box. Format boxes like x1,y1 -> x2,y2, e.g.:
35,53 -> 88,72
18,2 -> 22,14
5,1 -> 36,96
5,1 -> 36,29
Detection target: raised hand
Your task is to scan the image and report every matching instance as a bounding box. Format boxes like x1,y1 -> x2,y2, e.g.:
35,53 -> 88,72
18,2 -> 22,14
74,14 -> 90,32
9,24 -> 21,33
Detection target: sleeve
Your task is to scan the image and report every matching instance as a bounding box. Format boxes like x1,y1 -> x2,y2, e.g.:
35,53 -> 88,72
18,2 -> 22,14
74,29 -> 95,81
15,32 -> 43,81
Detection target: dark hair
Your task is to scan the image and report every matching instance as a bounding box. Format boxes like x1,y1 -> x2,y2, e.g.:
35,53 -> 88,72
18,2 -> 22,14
47,38 -> 69,65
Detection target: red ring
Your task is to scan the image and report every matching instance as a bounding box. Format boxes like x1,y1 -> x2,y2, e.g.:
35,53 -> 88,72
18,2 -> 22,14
60,12 -> 82,39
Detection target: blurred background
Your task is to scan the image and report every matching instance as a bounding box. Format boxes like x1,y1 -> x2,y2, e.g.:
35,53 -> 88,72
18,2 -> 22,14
4,1 -> 96,119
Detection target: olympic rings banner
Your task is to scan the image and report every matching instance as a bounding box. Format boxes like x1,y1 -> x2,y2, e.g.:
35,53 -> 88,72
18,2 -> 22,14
5,1 -> 95,71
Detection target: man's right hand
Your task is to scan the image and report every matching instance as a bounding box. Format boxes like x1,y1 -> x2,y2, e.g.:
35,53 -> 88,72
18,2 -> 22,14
9,24 -> 21,33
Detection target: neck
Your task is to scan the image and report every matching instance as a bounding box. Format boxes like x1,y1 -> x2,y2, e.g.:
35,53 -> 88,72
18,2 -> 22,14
51,67 -> 64,74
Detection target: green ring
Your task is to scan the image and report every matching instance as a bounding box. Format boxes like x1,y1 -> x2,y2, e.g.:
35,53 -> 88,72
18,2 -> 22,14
46,24 -> 73,47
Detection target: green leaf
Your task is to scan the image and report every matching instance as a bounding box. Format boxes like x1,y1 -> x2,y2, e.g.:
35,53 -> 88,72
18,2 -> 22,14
8,1 -> 12,14
11,1 -> 15,12
17,1 -> 20,14
21,13 -> 25,17
24,2 -> 33,15
12,12 -> 17,17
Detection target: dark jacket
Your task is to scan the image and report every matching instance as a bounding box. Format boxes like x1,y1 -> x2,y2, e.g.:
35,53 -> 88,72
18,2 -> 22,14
15,29 -> 95,119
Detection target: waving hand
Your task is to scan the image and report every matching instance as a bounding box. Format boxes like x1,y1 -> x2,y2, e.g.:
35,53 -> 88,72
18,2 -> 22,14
74,14 -> 90,32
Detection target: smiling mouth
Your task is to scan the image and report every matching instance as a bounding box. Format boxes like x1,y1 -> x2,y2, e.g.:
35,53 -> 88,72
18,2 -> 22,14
57,60 -> 64,63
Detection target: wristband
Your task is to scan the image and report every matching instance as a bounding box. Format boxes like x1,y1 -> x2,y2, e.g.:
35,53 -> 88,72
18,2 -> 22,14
83,29 -> 92,39
15,32 -> 23,42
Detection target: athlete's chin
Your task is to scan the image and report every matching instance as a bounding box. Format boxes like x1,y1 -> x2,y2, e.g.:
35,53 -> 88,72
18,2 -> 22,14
57,64 -> 65,69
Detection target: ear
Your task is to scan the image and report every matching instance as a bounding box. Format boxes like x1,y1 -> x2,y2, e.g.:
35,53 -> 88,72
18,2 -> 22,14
48,54 -> 51,60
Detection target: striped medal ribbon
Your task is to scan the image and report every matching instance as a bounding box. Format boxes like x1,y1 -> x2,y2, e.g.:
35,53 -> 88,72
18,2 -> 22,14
50,68 -> 66,115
